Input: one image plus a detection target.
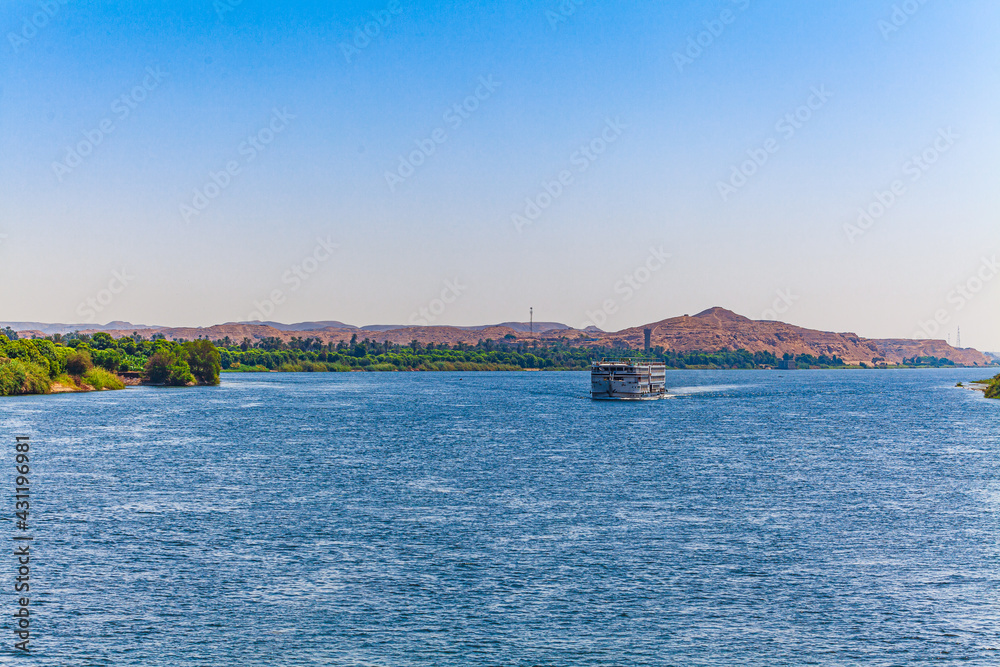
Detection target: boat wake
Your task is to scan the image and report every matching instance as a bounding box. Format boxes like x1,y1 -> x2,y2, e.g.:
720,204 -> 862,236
670,384 -> 752,395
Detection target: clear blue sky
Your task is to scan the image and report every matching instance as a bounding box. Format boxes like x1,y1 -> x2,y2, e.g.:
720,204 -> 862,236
2,0 -> 998,349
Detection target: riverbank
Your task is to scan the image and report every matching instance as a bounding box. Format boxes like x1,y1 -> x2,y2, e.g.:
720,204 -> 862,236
0,336 -> 220,397
962,375 -> 1000,399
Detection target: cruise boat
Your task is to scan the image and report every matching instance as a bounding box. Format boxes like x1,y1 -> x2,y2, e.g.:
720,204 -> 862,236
591,358 -> 667,400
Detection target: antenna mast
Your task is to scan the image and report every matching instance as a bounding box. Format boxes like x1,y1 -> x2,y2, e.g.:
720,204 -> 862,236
530,307 -> 533,334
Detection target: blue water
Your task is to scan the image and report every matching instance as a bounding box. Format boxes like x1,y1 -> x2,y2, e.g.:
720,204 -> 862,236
2,369 -> 999,666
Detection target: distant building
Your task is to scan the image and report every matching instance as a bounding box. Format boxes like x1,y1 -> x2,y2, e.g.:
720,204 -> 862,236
644,328 -> 651,351
778,358 -> 797,370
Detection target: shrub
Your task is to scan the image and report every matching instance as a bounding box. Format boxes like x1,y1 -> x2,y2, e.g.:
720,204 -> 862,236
225,363 -> 269,372
0,359 -> 52,396
327,363 -> 353,372
66,350 -> 94,375
165,360 -> 195,386
82,368 -> 125,391
302,362 -> 328,372
985,375 -> 1000,400
367,363 -> 398,372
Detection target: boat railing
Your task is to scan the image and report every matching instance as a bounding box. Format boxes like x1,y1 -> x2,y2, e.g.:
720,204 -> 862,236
593,357 -> 665,365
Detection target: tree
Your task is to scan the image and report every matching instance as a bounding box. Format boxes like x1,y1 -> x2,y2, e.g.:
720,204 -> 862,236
91,332 -> 116,350
92,349 -> 124,371
143,345 -> 194,386
184,340 -> 221,385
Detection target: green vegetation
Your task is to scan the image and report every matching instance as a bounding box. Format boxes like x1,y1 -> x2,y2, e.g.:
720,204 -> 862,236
0,359 -> 52,396
0,332 -> 221,396
900,356 -> 956,367
985,375 -> 1000,399
66,349 -> 94,375
140,341 -> 220,386
209,336 -> 848,372
183,340 -> 223,385
1,326 -> 984,397
82,368 -> 126,391
144,347 -> 195,386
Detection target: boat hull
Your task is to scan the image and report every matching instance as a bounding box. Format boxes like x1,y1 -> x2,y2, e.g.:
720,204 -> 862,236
591,393 -> 669,401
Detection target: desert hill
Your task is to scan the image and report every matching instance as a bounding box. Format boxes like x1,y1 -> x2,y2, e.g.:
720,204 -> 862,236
609,307 -> 989,366
10,307 -> 991,367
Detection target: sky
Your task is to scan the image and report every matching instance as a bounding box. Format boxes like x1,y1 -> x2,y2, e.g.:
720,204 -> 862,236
1,0 -> 998,350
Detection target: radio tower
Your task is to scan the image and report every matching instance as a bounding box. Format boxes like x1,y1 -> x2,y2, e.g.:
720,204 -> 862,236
530,307 -> 533,334
956,326 -> 961,348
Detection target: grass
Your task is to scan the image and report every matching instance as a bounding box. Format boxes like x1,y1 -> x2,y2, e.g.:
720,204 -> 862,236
223,364 -> 271,372
82,368 -> 125,390
52,373 -> 81,389
367,363 -> 399,372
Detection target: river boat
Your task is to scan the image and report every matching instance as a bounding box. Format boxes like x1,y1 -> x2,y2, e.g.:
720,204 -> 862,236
590,358 -> 667,400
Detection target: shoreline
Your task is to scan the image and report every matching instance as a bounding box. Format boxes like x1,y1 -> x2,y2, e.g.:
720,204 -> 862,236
219,365 -> 999,374
6,366 -> 998,399
958,377 -> 1000,400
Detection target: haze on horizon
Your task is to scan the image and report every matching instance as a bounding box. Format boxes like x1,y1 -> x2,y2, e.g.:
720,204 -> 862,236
1,0 -> 998,350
